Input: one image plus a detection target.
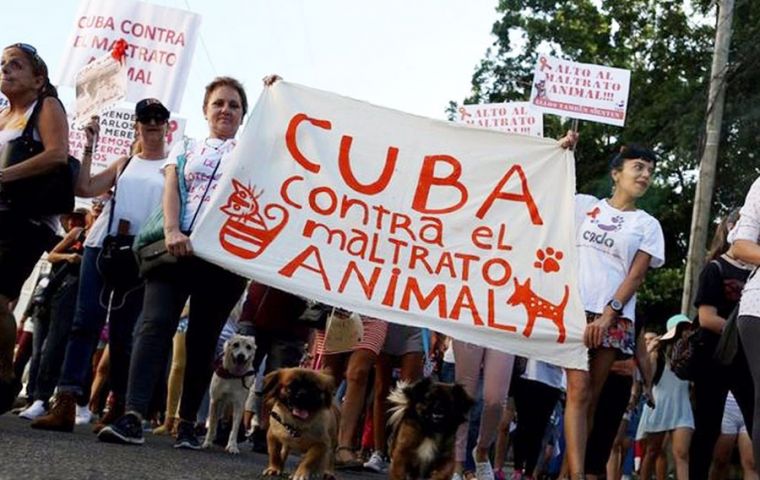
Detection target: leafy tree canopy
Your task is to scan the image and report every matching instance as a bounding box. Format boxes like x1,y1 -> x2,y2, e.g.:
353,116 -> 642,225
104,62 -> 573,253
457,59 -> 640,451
453,0 -> 760,321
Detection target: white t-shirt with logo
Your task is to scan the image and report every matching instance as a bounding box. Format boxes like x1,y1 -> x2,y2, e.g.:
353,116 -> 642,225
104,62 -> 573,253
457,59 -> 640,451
574,194 -> 665,321
164,137 -> 237,232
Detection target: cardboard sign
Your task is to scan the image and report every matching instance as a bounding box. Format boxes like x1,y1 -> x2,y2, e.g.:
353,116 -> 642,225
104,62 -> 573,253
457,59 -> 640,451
456,102 -> 543,137
74,51 -> 127,128
530,56 -> 631,127
68,107 -> 186,174
57,0 -> 201,112
191,81 -> 588,369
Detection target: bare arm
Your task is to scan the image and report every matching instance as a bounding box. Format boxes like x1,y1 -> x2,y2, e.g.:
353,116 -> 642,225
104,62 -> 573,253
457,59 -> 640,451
46,227 -> 83,265
697,305 -> 725,335
0,97 -> 68,183
162,165 -> 192,256
584,250 -> 652,348
74,116 -> 124,198
732,239 -> 760,266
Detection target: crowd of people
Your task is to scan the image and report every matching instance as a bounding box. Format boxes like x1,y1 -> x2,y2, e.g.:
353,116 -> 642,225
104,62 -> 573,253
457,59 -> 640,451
1,42 -> 759,480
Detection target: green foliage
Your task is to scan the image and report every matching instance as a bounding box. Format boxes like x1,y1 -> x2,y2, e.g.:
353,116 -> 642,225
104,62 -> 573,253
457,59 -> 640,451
456,0 -> 760,318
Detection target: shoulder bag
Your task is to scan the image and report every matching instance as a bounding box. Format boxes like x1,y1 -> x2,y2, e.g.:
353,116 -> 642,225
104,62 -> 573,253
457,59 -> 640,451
134,140 -> 220,276
95,157 -> 141,289
0,96 -> 79,216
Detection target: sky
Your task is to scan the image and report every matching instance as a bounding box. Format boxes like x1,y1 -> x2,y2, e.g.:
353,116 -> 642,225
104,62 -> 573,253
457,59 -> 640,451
3,0 -> 502,138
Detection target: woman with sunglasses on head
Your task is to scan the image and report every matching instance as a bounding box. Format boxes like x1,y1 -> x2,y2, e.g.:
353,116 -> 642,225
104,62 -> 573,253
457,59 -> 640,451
32,99 -> 170,432
99,76 -> 280,449
0,44 -> 68,403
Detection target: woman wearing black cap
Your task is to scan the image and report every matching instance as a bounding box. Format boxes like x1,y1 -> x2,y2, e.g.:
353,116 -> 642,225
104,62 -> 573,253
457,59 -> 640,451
32,98 -> 170,433
558,132 -> 665,480
0,43 -> 68,410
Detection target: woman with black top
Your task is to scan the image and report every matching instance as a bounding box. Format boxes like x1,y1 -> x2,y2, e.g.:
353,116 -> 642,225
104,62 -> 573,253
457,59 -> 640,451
0,44 -> 68,406
689,210 -> 755,479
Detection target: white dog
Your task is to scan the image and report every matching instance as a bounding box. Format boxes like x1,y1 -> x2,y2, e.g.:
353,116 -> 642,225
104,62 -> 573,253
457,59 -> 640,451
203,334 -> 257,454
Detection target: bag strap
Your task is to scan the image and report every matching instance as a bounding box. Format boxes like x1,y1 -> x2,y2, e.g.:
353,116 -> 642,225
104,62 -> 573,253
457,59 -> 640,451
711,258 -> 723,276
187,149 -> 222,231
105,155 -> 134,236
20,97 -> 45,140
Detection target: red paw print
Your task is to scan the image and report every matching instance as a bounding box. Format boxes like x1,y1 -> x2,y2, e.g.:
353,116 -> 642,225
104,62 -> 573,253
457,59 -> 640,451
534,247 -> 563,273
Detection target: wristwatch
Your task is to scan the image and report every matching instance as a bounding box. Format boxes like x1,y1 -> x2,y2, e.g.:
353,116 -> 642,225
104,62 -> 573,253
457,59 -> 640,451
607,298 -> 624,315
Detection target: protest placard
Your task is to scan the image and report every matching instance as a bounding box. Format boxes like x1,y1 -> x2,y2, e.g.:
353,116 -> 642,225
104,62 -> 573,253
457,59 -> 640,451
530,55 -> 631,127
74,51 -> 127,128
68,107 -> 186,174
57,0 -> 201,112
191,82 -> 587,369
456,102 -> 543,137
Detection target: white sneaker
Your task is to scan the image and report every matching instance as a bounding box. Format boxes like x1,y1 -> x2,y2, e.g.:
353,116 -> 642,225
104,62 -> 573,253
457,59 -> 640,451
75,404 -> 93,425
363,450 -> 387,473
19,400 -> 46,420
472,447 -> 495,480
451,473 -> 464,480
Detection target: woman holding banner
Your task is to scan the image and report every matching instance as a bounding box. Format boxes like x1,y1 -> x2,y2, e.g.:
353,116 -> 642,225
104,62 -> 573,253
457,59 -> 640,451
99,76 -> 276,449
560,132 -> 664,480
32,98 -> 171,433
0,44 -> 68,411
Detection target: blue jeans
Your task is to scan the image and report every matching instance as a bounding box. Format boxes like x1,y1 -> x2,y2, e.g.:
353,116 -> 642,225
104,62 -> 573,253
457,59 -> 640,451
58,247 -> 144,399
32,273 -> 79,403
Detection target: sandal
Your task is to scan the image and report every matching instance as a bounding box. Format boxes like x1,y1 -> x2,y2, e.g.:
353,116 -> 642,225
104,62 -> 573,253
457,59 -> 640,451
334,446 -> 363,470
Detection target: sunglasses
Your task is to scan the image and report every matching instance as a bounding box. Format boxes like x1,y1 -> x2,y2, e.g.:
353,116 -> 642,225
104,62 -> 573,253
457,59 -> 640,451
5,43 -> 44,68
8,43 -> 37,55
137,115 -> 168,125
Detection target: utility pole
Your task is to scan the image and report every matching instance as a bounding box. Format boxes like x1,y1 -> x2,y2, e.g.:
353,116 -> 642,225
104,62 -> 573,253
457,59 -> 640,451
681,0 -> 735,315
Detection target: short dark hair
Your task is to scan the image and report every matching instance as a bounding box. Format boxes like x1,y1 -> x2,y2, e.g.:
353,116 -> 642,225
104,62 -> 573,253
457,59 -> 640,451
203,76 -> 248,117
609,144 -> 657,171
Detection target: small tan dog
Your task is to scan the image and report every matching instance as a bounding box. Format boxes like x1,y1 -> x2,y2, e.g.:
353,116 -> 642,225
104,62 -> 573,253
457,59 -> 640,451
202,334 -> 256,454
262,367 -> 338,480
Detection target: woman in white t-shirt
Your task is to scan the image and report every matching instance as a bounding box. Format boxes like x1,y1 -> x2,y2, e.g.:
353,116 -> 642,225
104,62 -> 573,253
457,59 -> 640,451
100,76 -> 280,449
560,132 -> 665,479
31,99 -> 170,433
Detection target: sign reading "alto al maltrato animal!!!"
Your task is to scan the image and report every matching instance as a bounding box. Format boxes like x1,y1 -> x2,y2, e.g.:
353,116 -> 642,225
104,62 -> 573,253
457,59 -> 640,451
530,55 -> 631,127
191,81 -> 588,369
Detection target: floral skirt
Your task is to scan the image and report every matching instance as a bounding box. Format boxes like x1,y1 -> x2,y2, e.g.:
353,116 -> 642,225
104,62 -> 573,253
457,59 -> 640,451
586,311 -> 635,357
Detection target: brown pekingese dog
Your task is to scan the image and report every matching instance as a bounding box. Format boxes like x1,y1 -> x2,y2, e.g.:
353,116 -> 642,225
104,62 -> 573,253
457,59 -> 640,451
387,377 -> 474,480
261,367 -> 338,480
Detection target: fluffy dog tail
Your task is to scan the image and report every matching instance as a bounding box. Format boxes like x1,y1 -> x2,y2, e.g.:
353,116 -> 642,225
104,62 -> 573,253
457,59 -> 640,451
387,380 -> 410,429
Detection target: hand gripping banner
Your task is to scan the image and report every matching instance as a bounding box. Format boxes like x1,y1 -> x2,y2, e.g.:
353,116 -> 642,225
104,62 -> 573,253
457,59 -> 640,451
191,81 -> 588,369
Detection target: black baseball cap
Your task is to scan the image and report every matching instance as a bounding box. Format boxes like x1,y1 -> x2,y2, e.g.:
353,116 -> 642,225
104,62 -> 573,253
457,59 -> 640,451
135,98 -> 170,122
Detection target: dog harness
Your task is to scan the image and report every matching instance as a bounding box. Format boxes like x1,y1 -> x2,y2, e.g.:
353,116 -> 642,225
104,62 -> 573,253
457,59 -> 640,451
213,358 -> 255,390
270,411 -> 301,438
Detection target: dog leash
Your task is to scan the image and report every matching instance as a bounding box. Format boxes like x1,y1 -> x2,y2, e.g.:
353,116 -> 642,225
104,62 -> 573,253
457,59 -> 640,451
270,411 -> 301,438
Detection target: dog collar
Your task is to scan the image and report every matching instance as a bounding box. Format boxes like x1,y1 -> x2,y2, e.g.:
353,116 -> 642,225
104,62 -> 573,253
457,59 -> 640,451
213,359 -> 255,389
270,410 -> 301,438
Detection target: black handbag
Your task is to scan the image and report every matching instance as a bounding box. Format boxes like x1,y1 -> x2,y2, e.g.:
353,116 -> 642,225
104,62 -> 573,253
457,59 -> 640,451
96,157 -> 140,289
0,96 -> 79,216
135,238 -> 177,276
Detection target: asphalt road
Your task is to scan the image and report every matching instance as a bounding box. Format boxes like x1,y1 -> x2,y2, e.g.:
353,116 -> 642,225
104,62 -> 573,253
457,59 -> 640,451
0,413 -> 385,480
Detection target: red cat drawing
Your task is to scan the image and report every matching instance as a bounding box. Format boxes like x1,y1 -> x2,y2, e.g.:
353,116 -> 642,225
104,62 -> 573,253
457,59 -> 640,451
506,277 -> 568,343
218,179 -> 288,259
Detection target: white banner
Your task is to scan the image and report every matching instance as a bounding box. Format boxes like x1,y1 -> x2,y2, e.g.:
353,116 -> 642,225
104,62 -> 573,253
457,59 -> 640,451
57,0 -> 201,112
530,55 -> 631,127
192,82 -> 588,369
74,51 -> 127,128
68,107 -> 186,174
456,102 -> 543,137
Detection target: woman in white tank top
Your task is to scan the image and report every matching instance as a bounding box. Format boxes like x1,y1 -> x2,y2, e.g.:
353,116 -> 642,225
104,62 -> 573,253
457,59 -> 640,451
31,99 -> 171,433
